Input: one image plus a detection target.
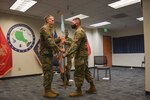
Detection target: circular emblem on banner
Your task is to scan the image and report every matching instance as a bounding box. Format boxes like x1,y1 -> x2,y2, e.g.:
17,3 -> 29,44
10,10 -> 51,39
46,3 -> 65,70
7,24 -> 35,53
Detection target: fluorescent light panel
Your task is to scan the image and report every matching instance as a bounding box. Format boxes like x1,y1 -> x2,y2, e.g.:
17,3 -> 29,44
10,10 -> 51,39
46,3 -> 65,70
10,0 -> 37,12
65,14 -> 89,21
136,17 -> 143,21
108,0 -> 141,9
90,21 -> 111,27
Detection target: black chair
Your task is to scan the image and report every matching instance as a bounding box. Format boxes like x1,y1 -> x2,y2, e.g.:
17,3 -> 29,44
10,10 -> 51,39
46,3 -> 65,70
93,56 -> 111,80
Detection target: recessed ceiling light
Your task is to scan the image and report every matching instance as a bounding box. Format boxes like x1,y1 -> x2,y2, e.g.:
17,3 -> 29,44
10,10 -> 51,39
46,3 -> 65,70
108,0 -> 141,9
136,17 -> 143,21
10,0 -> 37,12
65,14 -> 89,21
90,21 -> 111,27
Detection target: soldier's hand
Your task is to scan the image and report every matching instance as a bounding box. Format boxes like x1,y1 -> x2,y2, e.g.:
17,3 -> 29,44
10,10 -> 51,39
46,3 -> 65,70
60,48 -> 65,53
62,53 -> 66,58
61,39 -> 66,44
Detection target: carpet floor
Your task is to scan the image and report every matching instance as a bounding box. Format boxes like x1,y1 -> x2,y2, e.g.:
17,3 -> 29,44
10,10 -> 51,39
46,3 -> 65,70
0,67 -> 150,100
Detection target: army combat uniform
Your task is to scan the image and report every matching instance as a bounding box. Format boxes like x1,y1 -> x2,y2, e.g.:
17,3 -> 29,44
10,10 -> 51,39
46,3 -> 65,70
65,27 -> 96,96
40,24 -> 61,97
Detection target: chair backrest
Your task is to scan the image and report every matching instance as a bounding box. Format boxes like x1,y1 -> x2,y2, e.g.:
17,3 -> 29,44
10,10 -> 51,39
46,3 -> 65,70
94,56 -> 107,65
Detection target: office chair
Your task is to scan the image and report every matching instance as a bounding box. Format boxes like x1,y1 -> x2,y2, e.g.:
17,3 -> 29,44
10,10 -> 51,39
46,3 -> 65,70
93,56 -> 111,80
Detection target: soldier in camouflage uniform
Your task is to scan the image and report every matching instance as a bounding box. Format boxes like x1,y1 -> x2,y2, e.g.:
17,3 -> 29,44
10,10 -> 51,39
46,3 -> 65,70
40,15 -> 63,98
64,18 -> 96,97
60,29 -> 73,86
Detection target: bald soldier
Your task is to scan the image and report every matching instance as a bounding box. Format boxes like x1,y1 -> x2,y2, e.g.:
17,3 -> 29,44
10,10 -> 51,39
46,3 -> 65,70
40,15 -> 64,98
63,18 -> 96,97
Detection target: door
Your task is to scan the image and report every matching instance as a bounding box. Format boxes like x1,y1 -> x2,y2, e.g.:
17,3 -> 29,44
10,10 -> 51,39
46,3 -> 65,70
104,36 -> 112,67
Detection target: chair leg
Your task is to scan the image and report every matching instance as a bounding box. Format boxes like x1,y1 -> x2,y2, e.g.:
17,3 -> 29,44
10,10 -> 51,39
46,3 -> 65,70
97,69 -> 99,81
93,67 -> 95,78
105,69 -> 108,77
109,69 -> 111,80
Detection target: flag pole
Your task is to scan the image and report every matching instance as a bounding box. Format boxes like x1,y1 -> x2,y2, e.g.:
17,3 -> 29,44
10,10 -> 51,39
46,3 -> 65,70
61,14 -> 67,88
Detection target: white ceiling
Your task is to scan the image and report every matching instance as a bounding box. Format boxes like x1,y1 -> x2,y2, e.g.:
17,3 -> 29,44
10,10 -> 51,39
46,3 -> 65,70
0,0 -> 143,31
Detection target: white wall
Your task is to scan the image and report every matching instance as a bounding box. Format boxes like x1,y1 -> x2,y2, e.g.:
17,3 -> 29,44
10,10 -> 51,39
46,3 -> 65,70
112,54 -> 144,67
93,29 -> 104,56
111,25 -> 144,67
87,28 -> 103,67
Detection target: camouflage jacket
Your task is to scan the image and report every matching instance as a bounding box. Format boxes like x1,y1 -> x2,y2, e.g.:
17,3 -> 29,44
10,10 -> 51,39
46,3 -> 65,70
66,27 -> 88,57
65,36 -> 73,50
40,24 -> 61,56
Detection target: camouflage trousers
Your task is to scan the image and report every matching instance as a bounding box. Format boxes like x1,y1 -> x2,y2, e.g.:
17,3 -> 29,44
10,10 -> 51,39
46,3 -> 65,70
74,56 -> 93,88
66,56 -> 72,80
41,55 -> 54,91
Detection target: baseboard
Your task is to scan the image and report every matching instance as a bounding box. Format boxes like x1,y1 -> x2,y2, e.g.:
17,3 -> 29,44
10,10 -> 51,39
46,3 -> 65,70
112,65 -> 145,69
145,91 -> 150,96
89,66 -> 95,69
112,65 -> 130,68
0,73 -> 43,80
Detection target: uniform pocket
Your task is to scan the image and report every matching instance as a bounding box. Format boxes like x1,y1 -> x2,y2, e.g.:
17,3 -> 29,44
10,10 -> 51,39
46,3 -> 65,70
75,57 -> 84,67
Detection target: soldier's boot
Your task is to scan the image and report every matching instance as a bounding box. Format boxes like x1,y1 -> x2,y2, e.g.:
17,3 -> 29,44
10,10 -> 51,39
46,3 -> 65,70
86,82 -> 97,94
69,87 -> 83,97
44,90 -> 58,98
51,89 -> 59,96
66,75 -> 71,86
60,80 -> 65,86
66,80 -> 71,86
